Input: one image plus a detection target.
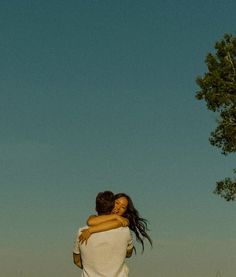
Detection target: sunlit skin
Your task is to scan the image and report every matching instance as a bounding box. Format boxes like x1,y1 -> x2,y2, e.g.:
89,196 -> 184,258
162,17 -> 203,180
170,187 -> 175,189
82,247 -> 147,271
112,197 -> 128,216
79,196 -> 129,244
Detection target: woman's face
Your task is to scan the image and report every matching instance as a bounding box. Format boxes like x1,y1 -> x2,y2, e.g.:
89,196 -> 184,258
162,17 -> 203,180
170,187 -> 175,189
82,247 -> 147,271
112,196 -> 128,216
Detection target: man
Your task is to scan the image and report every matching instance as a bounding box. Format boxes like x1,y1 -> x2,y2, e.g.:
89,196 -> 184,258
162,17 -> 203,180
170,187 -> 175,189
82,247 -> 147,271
73,191 -> 133,277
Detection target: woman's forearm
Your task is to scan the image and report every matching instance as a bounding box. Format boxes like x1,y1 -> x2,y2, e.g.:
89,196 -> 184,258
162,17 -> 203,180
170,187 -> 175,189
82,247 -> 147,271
88,220 -> 123,234
87,214 -> 118,226
79,220 -> 123,244
79,216 -> 129,244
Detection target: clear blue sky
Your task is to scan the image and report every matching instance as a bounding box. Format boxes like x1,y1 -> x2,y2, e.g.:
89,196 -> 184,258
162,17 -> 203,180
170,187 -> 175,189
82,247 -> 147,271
1,1 -> 236,276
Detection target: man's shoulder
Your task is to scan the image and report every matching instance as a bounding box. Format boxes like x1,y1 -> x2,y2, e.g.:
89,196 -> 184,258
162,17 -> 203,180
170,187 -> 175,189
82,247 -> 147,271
99,226 -> 130,232
101,227 -> 131,236
116,226 -> 130,232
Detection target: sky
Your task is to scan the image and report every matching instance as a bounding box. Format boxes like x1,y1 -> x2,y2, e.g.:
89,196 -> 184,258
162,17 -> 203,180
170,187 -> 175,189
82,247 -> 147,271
1,1 -> 236,276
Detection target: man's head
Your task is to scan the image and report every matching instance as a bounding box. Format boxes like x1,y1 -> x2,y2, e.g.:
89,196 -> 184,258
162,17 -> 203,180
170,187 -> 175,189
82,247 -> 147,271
96,191 -> 115,215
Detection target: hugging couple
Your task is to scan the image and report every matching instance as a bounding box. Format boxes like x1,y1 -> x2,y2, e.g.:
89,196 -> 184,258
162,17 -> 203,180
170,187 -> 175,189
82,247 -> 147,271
73,191 -> 152,277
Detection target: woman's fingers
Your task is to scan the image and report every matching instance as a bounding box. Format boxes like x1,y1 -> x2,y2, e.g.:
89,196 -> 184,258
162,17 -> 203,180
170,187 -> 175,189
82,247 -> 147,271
119,217 -> 129,227
121,218 -> 129,227
79,235 -> 87,244
79,229 -> 91,245
123,218 -> 129,227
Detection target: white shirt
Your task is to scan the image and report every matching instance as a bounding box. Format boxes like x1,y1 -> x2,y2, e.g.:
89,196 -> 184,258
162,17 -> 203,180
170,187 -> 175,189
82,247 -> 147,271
73,226 -> 133,277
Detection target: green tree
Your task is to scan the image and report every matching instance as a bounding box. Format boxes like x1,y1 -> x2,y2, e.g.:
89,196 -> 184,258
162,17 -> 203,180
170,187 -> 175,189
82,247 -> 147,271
196,33 -> 236,201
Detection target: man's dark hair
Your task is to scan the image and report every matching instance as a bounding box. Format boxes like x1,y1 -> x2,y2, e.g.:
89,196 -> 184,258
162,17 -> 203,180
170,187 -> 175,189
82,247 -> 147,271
96,191 -> 114,215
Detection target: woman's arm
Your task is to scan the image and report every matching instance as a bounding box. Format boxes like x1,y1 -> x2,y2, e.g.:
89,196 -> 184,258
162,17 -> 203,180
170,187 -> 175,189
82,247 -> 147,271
87,214 -> 121,226
79,218 -> 129,244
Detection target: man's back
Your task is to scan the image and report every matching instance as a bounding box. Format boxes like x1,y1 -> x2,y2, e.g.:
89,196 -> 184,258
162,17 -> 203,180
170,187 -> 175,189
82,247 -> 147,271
74,227 -> 133,277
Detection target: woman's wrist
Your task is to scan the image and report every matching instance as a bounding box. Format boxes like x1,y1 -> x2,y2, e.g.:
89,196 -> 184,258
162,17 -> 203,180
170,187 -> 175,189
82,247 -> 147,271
115,215 -> 124,224
86,227 -> 92,234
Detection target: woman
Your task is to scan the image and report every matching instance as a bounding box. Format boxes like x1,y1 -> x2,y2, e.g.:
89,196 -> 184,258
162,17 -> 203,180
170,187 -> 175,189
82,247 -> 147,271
79,193 -> 152,252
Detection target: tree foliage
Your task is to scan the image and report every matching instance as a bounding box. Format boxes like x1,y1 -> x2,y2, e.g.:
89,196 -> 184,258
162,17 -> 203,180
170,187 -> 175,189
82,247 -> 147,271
196,33 -> 236,201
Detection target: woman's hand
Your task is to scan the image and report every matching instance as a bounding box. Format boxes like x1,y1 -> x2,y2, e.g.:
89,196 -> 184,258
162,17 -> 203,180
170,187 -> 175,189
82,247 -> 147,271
116,215 -> 129,227
79,228 -> 91,245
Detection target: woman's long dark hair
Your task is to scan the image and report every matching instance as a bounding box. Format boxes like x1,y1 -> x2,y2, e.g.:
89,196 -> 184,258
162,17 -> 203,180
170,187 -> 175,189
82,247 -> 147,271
115,193 -> 152,252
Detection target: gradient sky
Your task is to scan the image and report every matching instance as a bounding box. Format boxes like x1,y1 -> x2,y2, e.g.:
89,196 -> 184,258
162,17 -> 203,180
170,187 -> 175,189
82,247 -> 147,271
1,1 -> 236,276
